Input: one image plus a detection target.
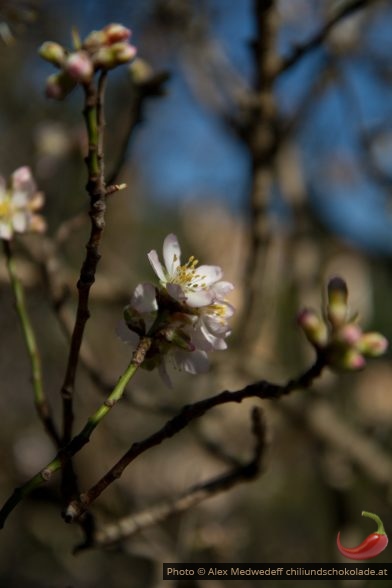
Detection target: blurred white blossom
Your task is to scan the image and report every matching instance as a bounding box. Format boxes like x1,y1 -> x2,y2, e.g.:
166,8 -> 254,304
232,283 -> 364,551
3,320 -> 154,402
0,167 -> 46,240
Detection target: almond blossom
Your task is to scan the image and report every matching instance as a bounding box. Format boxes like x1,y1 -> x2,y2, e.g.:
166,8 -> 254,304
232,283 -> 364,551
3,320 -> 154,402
119,234 -> 235,384
0,167 -> 46,240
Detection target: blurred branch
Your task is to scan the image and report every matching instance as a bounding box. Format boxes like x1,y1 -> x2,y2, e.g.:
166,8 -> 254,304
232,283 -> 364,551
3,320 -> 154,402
273,0 -> 381,78
74,407 -> 266,552
106,64 -> 169,186
64,353 -> 326,522
240,0 -> 280,346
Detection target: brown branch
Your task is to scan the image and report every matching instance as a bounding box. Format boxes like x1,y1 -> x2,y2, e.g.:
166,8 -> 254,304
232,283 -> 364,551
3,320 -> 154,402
74,407 -> 266,552
273,0 -> 380,78
61,73 -> 108,446
106,67 -> 169,186
64,353 -> 326,522
240,0 -> 280,345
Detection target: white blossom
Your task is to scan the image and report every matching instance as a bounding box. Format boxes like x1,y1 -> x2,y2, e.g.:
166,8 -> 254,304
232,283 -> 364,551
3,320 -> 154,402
119,234 -> 235,385
0,167 -> 46,240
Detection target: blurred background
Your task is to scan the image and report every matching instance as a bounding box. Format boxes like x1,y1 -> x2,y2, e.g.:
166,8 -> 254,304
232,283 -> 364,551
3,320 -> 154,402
1,0 -> 392,586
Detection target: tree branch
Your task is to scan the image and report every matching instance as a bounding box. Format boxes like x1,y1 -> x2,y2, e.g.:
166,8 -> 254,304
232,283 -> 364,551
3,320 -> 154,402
74,407 -> 266,551
63,353 -> 326,522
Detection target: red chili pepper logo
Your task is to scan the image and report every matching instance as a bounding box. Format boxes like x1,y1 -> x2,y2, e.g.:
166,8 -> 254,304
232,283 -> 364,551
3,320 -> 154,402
337,511 -> 388,560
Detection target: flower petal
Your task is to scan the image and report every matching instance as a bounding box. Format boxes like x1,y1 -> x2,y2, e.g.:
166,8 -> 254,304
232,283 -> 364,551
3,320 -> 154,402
166,282 -> 186,303
173,349 -> 209,374
116,321 -> 139,345
147,249 -> 166,282
211,281 -> 234,299
12,211 -> 28,233
159,360 -> 173,388
0,220 -> 12,240
163,233 -> 181,276
184,288 -> 214,307
11,167 -> 36,197
196,265 -> 223,286
131,282 -> 158,314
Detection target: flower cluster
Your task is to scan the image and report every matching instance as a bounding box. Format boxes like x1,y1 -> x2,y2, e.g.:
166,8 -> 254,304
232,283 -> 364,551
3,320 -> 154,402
119,234 -> 234,384
39,23 -> 137,100
0,167 -> 45,240
298,277 -> 388,370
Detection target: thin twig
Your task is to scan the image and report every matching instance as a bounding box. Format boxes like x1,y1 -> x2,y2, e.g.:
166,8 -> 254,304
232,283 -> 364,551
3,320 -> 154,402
63,353 -> 326,522
61,75 -> 108,445
74,407 -> 266,551
2,239 -> 60,446
106,69 -> 169,186
273,0 -> 380,78
0,337 -> 151,529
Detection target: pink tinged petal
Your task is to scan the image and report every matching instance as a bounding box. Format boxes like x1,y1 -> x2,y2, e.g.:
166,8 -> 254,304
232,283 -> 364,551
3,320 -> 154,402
11,167 -> 36,196
131,282 -> 158,313
12,211 -> 28,233
196,265 -> 223,286
0,221 -> 12,240
163,233 -> 181,276
173,349 -> 209,374
166,282 -> 186,303
184,288 -> 214,308
147,249 -> 166,282
116,321 -> 139,346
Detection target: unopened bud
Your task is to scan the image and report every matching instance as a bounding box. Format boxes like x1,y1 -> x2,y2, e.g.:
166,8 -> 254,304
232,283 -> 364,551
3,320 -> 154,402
103,23 -> 131,44
113,42 -> 137,64
83,29 -> 106,50
45,72 -> 76,100
327,276 -> 349,328
357,332 -> 388,357
129,58 -> 154,85
329,347 -> 366,371
39,41 -> 66,67
64,51 -> 93,83
334,323 -> 362,347
298,308 -> 328,348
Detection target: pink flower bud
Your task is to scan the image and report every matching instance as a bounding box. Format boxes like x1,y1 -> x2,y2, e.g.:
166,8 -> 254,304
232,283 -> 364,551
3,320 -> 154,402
45,72 -> 76,100
329,347 -> 366,371
38,41 -> 66,67
298,308 -> 328,347
357,332 -> 389,357
103,23 -> 131,44
335,323 -> 362,346
64,51 -> 93,83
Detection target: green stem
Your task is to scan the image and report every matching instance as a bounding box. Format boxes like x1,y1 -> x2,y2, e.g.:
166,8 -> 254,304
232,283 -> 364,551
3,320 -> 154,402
0,337 -> 151,529
362,511 -> 387,535
2,240 -> 60,446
